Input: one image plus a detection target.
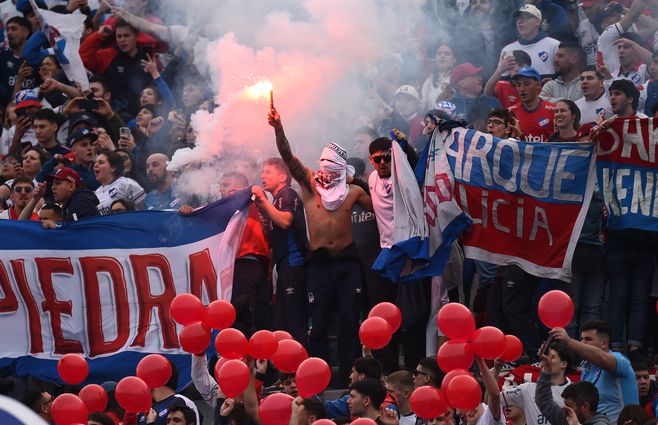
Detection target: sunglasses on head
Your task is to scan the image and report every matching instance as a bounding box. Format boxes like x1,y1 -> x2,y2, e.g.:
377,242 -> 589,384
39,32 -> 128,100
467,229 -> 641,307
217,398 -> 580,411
14,186 -> 33,193
371,154 -> 392,164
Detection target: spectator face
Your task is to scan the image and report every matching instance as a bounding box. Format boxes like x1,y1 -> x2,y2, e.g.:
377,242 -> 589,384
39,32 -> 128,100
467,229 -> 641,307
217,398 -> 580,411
6,22 -> 29,49
260,164 -> 286,193
609,89 -> 632,115
72,139 -> 95,165
136,108 -> 154,128
504,406 -> 524,423
635,369 -> 651,397
394,93 -> 419,118
219,176 -> 247,197
51,179 -> 75,203
349,367 -> 362,385
33,119 -> 58,144
554,101 -> 576,131
39,208 -> 61,222
544,348 -> 568,375
580,329 -> 608,350
94,154 -> 116,185
456,408 -> 481,425
140,88 -> 159,106
281,375 -> 298,397
428,409 -> 456,425
22,149 -> 43,176
39,57 -> 59,81
369,149 -> 392,179
146,154 -> 168,186
435,45 -> 456,73
182,84 -> 204,108
347,390 -> 367,417
412,366 -> 432,388
5,102 -> 17,126
90,82 -> 110,101
1,157 -> 16,180
563,399 -> 586,423
617,40 -> 639,68
423,116 -> 437,136
185,125 -> 197,144
116,151 -> 133,176
10,182 -> 34,209
25,12 -> 39,32
457,74 -> 483,97
166,410 -> 190,425
554,48 -> 574,76
115,26 -> 138,54
513,77 -> 540,104
515,14 -> 541,40
384,383 -> 410,404
486,115 -> 507,138
111,202 -> 128,214
580,71 -> 603,99
469,0 -> 491,17
37,391 -> 53,420
581,2 -> 603,24
601,13 -> 621,29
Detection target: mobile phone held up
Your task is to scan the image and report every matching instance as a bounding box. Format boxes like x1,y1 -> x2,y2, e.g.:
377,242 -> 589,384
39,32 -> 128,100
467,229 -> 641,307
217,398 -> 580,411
78,99 -> 99,111
142,45 -> 154,60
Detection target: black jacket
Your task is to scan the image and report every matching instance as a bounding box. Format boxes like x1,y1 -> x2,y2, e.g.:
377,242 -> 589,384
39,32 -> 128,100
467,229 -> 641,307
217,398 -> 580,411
63,188 -> 100,222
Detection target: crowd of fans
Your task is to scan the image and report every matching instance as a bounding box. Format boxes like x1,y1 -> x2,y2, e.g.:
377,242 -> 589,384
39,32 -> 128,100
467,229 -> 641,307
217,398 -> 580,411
1,0 -> 658,424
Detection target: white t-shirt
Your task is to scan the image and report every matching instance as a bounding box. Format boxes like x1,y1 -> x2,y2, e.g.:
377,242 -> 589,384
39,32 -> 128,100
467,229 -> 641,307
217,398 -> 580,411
575,94 -> 613,124
501,380 -> 570,425
368,170 -> 394,249
501,36 -> 560,76
95,176 -> 145,215
400,412 -> 417,425
476,403 -> 506,425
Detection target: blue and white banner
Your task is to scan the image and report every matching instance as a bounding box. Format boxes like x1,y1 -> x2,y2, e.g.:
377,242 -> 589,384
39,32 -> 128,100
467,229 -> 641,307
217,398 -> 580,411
0,190 -> 250,384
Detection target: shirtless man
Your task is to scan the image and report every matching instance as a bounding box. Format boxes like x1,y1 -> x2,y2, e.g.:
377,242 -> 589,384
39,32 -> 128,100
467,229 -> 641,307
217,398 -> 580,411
268,106 -> 372,380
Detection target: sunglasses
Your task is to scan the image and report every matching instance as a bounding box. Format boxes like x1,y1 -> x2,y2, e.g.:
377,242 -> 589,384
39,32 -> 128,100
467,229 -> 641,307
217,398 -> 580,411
371,154 -> 392,164
14,186 -> 33,193
412,369 -> 429,377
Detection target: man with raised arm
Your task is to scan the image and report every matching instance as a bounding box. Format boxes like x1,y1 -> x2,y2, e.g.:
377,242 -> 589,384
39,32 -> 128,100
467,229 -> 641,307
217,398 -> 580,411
268,106 -> 372,382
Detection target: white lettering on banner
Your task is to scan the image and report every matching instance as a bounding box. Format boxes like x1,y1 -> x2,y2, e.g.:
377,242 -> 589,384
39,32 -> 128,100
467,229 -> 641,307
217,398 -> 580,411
530,207 -> 553,245
600,167 -> 658,218
631,171 -> 654,215
599,118 -> 658,162
492,199 -> 511,234
446,131 -> 584,201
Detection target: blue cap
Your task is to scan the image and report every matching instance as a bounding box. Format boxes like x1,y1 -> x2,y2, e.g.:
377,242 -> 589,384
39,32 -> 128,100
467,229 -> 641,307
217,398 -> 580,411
67,127 -> 98,148
512,66 -> 541,81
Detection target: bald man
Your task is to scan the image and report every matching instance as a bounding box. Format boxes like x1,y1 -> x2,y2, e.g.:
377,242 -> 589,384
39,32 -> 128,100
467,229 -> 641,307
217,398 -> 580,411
144,153 -> 179,210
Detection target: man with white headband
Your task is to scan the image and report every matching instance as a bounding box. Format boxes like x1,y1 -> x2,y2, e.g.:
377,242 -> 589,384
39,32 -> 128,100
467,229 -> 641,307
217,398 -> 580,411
268,106 -> 372,382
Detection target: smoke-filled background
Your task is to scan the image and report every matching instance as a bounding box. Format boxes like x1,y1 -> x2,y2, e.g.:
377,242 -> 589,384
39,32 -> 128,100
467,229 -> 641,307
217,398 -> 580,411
138,0 -> 429,200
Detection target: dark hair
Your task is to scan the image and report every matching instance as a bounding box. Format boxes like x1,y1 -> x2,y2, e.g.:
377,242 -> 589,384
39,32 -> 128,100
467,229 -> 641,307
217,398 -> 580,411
11,177 -> 34,190
115,148 -> 134,173
139,104 -> 156,116
350,378 -> 387,408
556,99 -> 581,130
352,357 -> 383,380
433,43 -> 455,86
88,412 -> 115,425
347,157 -> 366,178
21,389 -> 47,412
369,137 -> 392,155
168,405 -> 197,424
562,381 -> 599,412
23,146 -> 51,165
165,359 -> 179,390
609,79 -> 640,111
6,16 -> 31,33
620,32 -> 645,48
302,398 -> 327,420
581,65 -> 604,80
115,19 -> 138,34
98,150 -> 125,179
385,370 -> 414,391
630,359 -> 650,372
141,84 -> 163,104
111,198 -> 136,212
33,108 -> 61,126
41,203 -> 63,218
558,41 -> 586,69
263,157 -> 292,185
227,400 -> 248,425
581,320 -> 612,342
41,55 -> 61,70
90,75 -> 111,95
512,50 -> 532,67
617,405 -> 650,425
549,341 -> 576,374
487,108 -> 511,126
418,357 -> 444,387
354,126 -> 379,141
221,172 -> 249,188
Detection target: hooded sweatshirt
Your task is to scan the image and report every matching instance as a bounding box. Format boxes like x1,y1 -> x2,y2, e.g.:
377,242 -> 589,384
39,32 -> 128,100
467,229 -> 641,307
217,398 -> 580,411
63,188 -> 100,222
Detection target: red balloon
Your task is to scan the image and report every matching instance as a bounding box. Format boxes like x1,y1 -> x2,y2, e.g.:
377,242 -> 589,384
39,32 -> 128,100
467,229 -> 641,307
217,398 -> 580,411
359,317 -> 392,349
440,369 -> 471,406
248,330 -> 279,359
115,376 -> 151,412
51,393 -> 88,425
537,290 -> 574,328
437,340 -> 474,373
179,321 -> 211,354
271,339 -> 308,373
446,375 -> 481,410
79,384 -> 107,413
350,419 -> 378,425
500,335 -> 523,362
215,328 -> 249,359
273,330 -> 293,341
259,393 -> 294,425
410,386 -> 447,419
368,302 -> 402,333
471,326 -> 507,360
313,420 -> 337,425
436,303 -> 475,341
57,354 -> 89,385
296,357 -> 331,398
170,293 -> 204,325
136,354 -> 172,389
215,359 -> 250,398
204,300 -> 236,330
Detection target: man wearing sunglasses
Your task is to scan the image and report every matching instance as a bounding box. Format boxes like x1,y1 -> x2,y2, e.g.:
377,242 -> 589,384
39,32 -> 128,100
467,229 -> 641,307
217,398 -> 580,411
0,177 -> 38,220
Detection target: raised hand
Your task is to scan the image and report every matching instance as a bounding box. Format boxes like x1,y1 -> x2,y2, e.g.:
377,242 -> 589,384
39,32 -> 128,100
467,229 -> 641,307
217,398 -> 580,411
268,106 -> 281,127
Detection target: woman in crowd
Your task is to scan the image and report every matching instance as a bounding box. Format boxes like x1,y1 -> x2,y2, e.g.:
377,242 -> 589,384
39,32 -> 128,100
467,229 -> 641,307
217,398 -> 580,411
94,150 -> 146,215
421,43 -> 456,111
0,146 -> 50,202
548,99 -> 589,142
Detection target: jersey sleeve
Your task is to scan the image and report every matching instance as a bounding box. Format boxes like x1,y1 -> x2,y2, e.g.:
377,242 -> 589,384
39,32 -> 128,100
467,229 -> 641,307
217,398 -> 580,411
501,385 -> 524,409
125,179 -> 147,205
276,187 -> 300,214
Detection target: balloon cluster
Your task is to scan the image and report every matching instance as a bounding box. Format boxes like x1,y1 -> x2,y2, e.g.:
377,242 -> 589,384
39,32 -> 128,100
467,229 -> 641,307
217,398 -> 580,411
358,302 -> 402,349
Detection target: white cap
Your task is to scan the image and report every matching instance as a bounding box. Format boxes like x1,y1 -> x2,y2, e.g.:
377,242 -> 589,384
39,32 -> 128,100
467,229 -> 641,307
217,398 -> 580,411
394,85 -> 420,101
513,4 -> 542,21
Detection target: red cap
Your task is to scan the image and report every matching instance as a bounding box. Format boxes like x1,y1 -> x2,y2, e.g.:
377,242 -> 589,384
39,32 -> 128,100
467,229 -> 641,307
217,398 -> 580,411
450,63 -> 484,85
578,0 -> 597,7
46,167 -> 81,188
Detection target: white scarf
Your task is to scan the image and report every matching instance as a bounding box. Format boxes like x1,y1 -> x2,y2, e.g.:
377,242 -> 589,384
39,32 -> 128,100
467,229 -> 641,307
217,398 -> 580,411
314,143 -> 354,211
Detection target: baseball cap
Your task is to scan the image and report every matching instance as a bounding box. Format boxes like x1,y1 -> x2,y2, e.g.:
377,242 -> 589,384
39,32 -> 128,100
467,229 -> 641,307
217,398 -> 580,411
46,167 -> 81,188
600,2 -> 623,19
578,0 -> 596,7
394,85 -> 420,101
513,4 -> 542,20
68,112 -> 99,133
450,63 -> 483,85
67,127 -> 98,148
14,89 -> 42,110
512,66 -> 541,81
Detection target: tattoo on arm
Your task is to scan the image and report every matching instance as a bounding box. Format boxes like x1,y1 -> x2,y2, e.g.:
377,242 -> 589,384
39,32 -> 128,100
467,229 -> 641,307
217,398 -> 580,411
275,125 -> 312,192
